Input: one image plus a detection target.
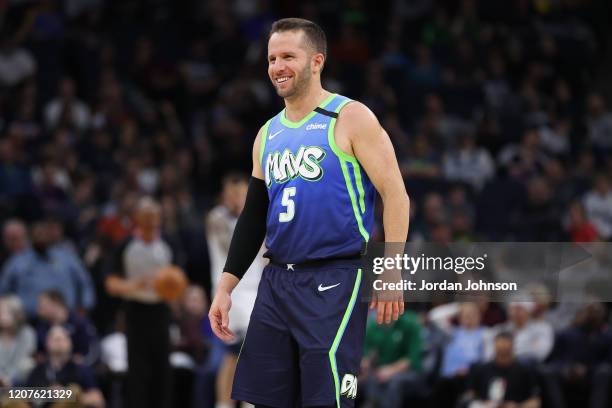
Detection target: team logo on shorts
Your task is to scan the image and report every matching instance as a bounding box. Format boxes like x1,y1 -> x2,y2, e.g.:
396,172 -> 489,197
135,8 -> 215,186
265,146 -> 326,186
340,374 -> 357,399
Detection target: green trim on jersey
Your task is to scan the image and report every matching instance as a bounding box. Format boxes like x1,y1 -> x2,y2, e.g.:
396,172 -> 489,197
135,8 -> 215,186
353,164 -> 366,214
328,268 -> 362,408
258,118 -> 273,165
327,99 -> 355,162
327,99 -> 370,242
280,93 -> 337,128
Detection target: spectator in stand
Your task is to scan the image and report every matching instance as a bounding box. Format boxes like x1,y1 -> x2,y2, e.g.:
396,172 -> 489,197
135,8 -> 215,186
572,150 -> 598,196
486,300 -> 553,364
32,160 -> 71,217
447,186 -> 477,242
464,332 -> 541,408
543,159 -> 574,207
35,290 -> 98,365
47,216 -> 78,255
400,134 -> 441,180
565,200 -> 600,242
433,302 -> 486,407
360,310 -> 424,408
26,325 -> 104,408
474,292 -> 507,328
179,37 -> 221,109
0,295 -> 35,386
44,77 -> 91,132
411,193 -> 447,241
586,93 -> 612,157
443,132 -> 495,191
0,139 -> 34,211
544,302 -> 612,408
527,283 -> 578,333
362,63 -> 398,119
1,219 -> 28,267
330,23 -> 370,67
515,177 -> 564,241
498,129 -> 548,182
420,93 -> 470,148
582,174 -> 612,240
97,191 -> 138,246
409,44 -> 441,88
538,118 -> 571,157
0,219 -> 95,317
451,209 -> 476,242
447,185 -> 475,218
0,34 -> 37,88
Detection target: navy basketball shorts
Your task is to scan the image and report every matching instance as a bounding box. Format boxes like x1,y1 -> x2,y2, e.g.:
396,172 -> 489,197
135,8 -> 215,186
232,259 -> 368,408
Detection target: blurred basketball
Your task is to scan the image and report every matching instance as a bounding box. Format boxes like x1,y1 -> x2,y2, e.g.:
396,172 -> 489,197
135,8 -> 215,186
154,265 -> 188,302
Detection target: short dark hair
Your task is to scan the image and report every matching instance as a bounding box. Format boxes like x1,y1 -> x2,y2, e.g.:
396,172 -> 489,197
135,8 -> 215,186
269,18 -> 327,60
222,172 -> 248,187
495,331 -> 514,342
41,289 -> 66,308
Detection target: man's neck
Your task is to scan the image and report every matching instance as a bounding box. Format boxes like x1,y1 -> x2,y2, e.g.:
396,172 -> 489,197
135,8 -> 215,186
284,86 -> 331,122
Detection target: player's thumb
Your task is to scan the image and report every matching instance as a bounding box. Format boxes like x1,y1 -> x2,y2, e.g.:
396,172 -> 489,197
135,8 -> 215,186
221,308 -> 230,329
208,306 -> 218,324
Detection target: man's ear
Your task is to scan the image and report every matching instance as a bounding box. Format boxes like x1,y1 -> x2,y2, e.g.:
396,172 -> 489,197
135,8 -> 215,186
312,52 -> 325,74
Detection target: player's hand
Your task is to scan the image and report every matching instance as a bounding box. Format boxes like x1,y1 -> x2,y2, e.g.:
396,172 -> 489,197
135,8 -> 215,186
134,275 -> 155,290
370,261 -> 405,324
209,289 -> 235,342
369,293 -> 404,325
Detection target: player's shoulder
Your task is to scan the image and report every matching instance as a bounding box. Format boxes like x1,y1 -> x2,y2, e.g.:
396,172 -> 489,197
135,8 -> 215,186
254,115 -> 276,142
336,99 -> 381,134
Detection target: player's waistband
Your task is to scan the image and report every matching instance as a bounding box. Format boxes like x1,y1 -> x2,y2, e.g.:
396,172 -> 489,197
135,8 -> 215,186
267,253 -> 362,271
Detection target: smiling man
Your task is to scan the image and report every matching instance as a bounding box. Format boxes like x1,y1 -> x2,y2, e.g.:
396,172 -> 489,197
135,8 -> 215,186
208,18 -> 410,408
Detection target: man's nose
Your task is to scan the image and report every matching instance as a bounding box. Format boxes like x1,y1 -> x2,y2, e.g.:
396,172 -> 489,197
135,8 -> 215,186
272,60 -> 286,71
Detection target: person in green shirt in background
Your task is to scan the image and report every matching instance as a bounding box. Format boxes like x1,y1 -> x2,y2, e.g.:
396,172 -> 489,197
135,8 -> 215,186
359,309 -> 425,408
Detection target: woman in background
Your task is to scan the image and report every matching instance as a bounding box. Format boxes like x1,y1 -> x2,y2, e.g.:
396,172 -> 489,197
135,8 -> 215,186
0,295 -> 36,386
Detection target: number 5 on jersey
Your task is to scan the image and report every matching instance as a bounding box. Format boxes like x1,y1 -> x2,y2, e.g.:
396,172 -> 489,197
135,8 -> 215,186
279,187 -> 296,222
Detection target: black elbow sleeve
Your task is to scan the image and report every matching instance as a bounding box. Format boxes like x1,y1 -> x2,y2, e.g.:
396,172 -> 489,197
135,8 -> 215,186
223,177 -> 268,280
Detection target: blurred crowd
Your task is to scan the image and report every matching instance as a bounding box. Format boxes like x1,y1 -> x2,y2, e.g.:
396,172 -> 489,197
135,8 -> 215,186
0,0 -> 611,407
360,295 -> 612,408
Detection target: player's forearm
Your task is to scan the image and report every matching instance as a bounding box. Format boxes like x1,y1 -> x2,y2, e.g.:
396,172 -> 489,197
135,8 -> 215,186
223,177 -> 268,280
381,190 -> 410,242
217,272 -> 240,294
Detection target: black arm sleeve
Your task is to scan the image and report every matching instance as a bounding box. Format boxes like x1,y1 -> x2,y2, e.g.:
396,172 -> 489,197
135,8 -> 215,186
223,177 -> 268,280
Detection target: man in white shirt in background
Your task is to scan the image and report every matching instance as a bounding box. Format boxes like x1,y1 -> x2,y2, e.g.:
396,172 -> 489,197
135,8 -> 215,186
583,174 -> 612,240
485,300 -> 553,364
206,173 -> 264,408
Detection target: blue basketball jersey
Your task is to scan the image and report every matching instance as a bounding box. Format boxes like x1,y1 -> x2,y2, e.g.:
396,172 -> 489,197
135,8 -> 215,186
260,93 -> 376,264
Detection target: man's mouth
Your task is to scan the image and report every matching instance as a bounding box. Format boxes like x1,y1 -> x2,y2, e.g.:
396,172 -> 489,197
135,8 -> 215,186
276,76 -> 291,84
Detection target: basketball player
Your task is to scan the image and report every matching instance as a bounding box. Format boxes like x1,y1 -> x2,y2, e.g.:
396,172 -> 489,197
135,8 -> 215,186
209,18 -> 409,408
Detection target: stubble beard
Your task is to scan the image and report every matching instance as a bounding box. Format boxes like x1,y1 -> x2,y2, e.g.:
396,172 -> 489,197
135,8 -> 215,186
275,63 -> 312,100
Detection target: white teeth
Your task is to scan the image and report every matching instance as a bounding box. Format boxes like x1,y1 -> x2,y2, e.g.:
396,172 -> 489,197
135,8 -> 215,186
276,77 -> 290,83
